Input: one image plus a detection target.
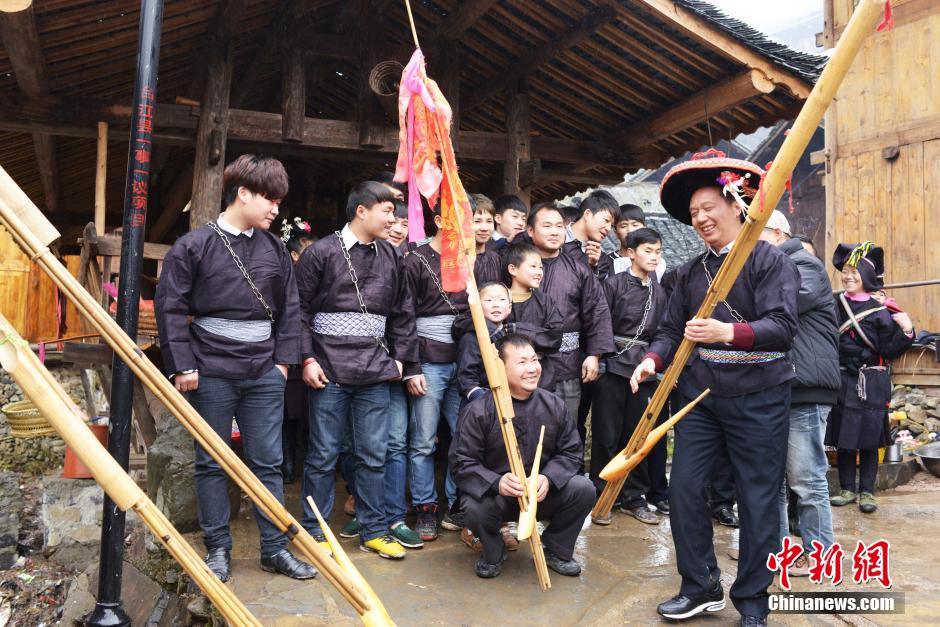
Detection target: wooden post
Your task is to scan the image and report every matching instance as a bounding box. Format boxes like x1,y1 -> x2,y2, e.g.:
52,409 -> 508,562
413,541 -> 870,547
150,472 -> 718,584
438,44 -> 461,150
357,0 -> 385,148
281,2 -> 306,143
503,80 -> 531,205
95,121 -> 108,235
190,20 -> 234,229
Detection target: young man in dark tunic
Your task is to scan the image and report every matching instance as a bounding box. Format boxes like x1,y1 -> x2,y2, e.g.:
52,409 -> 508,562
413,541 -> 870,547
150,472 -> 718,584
526,204 -> 613,445
450,334 -> 594,579
155,154 -> 315,582
296,181 -> 420,561
590,228 -> 669,526
469,193 -> 502,284
403,205 -> 487,540
630,153 -> 799,625
486,194 -> 528,252
564,190 -> 617,279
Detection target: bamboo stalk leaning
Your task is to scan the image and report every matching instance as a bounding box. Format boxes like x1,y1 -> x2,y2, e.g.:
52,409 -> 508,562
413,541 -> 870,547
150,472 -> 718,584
593,0 -> 891,520
0,173 -> 374,617
517,425 -> 546,542
0,315 -> 261,627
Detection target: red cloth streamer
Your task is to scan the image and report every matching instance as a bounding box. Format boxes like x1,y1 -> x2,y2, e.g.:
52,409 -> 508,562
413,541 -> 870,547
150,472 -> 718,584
395,49 -> 474,291
876,0 -> 893,32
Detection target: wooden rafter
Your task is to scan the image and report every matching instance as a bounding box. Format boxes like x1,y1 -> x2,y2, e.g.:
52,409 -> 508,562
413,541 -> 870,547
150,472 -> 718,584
0,6 -> 58,213
635,0 -> 813,98
610,70 -> 776,152
462,5 -> 617,113
437,0 -> 499,40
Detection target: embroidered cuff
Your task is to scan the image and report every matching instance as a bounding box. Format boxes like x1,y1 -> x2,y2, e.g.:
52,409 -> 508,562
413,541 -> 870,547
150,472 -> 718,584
645,352 -> 664,372
730,323 -> 755,351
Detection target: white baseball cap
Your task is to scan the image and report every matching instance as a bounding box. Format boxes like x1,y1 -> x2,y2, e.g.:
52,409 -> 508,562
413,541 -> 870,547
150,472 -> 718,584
765,210 -> 791,235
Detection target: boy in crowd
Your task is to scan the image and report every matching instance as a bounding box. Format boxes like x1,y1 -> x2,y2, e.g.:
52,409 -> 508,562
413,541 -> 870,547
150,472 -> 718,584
590,228 -> 669,525
403,205 -> 477,541
297,181 -> 420,561
489,194 -> 528,249
526,204 -> 613,444
609,204 -> 667,280
156,154 -> 315,582
470,193 -> 502,284
564,191 -> 618,279
386,199 -> 410,250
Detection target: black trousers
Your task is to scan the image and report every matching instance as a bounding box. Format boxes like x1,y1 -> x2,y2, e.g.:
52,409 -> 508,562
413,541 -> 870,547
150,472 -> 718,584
590,374 -> 667,506
670,381 -> 789,618
837,448 -> 879,494
464,474 -> 595,564
707,445 -> 736,512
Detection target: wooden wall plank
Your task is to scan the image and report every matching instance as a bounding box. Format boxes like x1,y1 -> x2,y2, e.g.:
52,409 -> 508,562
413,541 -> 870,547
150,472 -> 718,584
889,143 -> 926,327
922,138 -> 940,331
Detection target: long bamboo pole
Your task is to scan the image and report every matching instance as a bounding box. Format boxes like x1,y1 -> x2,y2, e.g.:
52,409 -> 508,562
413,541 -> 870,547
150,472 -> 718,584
0,315 -> 260,626
593,0 -> 890,520
0,175 -> 374,617
94,121 -> 107,236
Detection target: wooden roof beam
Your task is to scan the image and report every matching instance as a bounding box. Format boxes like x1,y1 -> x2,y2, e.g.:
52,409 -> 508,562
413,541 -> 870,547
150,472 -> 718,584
437,0 -> 499,40
462,6 -> 617,113
635,0 -> 813,99
610,70 -> 775,152
0,6 -> 58,212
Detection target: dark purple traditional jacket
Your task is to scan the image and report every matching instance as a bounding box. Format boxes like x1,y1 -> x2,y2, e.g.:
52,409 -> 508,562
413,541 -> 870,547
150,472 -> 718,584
155,222 -> 301,380
449,388 -> 583,500
296,230 -> 420,385
539,252 -> 614,381
647,240 -> 800,397
402,243 -> 504,364
603,271 -> 667,378
562,239 -> 613,280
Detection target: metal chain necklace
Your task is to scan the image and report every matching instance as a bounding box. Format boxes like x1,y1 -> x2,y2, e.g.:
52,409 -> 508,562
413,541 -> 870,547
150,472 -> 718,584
411,249 -> 459,315
700,252 -> 746,323
615,278 -> 654,356
334,231 -> 389,354
206,221 -> 274,322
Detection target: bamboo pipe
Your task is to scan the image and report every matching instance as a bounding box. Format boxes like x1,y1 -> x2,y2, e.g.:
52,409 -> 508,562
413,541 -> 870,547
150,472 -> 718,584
306,497 -> 395,627
428,110 -> 552,589
517,425 -> 545,542
593,0 -> 890,519
94,122 -> 107,236
0,180 -> 373,616
599,389 -> 709,481
0,316 -> 260,626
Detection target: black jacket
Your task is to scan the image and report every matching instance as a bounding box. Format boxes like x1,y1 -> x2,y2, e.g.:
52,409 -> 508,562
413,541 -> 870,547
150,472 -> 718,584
779,238 -> 841,405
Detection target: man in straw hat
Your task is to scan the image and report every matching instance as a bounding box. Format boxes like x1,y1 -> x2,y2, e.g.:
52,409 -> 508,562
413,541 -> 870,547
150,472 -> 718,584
630,149 -> 800,626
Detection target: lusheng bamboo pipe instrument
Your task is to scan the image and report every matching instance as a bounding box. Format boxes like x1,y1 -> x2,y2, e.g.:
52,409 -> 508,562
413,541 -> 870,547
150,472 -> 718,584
306,497 -> 395,627
0,174 -> 374,617
517,425 -> 545,542
593,0 -> 892,520
599,390 -> 709,481
0,315 -> 260,626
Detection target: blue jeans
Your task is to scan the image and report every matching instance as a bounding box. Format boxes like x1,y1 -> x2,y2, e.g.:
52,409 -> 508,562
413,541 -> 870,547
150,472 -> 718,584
779,403 -> 834,551
408,362 -> 461,508
189,366 -> 287,557
338,383 -> 408,523
302,382 -> 390,541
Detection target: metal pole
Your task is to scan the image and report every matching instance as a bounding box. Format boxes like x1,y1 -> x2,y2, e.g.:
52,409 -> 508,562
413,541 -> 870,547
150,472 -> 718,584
88,0 -> 163,624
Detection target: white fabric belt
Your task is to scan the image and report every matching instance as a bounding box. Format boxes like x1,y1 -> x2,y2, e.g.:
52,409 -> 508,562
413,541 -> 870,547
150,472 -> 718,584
559,332 -> 580,353
415,314 -> 456,344
313,312 -> 387,337
192,317 -> 272,342
614,336 -> 649,349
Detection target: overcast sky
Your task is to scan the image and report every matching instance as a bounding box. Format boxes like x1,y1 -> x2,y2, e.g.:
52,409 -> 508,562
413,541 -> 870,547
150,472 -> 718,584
708,0 -> 821,35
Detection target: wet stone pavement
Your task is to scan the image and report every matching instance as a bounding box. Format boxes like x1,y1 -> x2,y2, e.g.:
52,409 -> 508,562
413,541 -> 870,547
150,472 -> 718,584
198,471 -> 940,626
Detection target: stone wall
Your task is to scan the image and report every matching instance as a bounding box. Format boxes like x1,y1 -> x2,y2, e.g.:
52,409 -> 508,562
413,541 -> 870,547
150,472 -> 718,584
890,385 -> 940,445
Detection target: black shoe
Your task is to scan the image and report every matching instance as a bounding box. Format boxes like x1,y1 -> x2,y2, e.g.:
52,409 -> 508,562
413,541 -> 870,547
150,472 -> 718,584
205,547 -> 231,582
260,549 -> 317,580
657,581 -> 725,620
544,547 -> 582,577
713,506 -> 739,527
741,615 -> 767,626
441,507 -> 465,531
653,500 -> 670,514
474,548 -> 508,579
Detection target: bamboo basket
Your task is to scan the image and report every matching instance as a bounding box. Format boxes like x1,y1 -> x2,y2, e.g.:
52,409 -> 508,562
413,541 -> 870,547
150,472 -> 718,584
2,399 -> 57,438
